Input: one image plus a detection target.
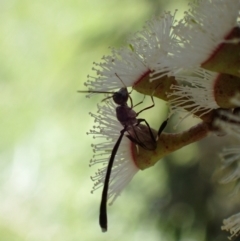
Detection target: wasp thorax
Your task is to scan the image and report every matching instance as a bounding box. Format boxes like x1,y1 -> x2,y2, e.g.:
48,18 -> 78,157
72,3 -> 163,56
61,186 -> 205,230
112,88 -> 128,105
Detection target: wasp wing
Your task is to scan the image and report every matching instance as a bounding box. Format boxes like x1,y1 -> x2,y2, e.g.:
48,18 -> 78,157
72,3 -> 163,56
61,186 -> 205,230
126,124 -> 158,150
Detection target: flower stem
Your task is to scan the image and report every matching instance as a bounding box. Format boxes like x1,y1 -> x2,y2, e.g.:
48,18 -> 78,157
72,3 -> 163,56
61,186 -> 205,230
132,121 -> 210,170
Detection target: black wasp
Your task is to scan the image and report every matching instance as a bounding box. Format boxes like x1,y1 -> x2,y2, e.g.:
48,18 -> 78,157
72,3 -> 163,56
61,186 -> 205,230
79,77 -> 168,232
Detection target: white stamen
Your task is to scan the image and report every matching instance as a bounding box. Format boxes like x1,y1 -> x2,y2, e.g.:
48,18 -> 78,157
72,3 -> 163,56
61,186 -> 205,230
220,163 -> 240,184
84,47 -> 150,95
89,100 -> 139,204
215,108 -> 240,190
220,147 -> 240,167
222,212 -> 240,240
167,68 -> 219,125
128,11 -> 180,81
154,0 -> 240,77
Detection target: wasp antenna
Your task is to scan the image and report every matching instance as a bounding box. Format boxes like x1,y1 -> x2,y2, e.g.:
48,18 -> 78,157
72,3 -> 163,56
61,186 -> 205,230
102,95 -> 113,102
77,90 -> 90,93
78,90 -> 114,94
115,73 -> 134,97
115,73 -> 127,88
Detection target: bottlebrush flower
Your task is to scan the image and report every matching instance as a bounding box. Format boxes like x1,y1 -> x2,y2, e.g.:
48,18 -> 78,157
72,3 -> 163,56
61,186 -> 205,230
167,68 -> 219,121
154,0 -> 240,78
88,100 -> 139,205
214,96 -> 240,239
85,47 -> 150,95
166,67 -> 240,126
214,107 -> 240,185
128,11 -> 179,81
84,11 -> 179,95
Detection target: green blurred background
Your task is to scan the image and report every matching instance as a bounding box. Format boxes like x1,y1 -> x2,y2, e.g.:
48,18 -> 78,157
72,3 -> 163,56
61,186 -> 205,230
1,0 -> 239,240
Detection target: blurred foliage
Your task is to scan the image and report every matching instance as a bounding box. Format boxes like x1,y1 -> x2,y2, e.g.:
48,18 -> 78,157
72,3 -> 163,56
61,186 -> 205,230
1,0 -> 239,241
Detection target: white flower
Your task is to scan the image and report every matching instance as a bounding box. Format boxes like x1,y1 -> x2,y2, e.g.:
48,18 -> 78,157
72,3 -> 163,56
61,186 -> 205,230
222,212 -> 240,240
154,0 -> 240,77
167,68 -> 219,121
219,147 -> 240,169
214,108 -> 240,185
128,11 -> 180,81
89,100 -> 139,204
84,11 -> 181,94
84,47 -> 150,95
